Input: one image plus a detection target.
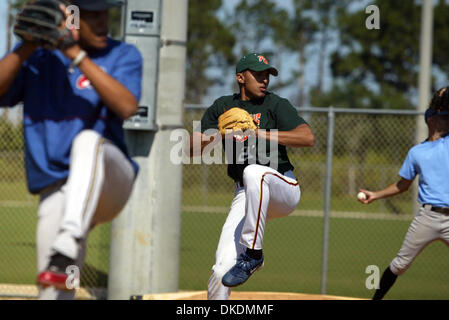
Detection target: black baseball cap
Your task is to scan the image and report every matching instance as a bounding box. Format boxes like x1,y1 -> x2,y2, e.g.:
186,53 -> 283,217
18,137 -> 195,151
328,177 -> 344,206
424,108 -> 449,122
70,0 -> 124,11
236,53 -> 278,76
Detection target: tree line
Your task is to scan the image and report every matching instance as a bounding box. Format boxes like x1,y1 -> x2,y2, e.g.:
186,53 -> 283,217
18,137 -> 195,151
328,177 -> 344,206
8,0 -> 449,109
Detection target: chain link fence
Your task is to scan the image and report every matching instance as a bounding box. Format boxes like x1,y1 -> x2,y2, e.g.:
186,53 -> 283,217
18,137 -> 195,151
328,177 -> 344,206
179,105 -> 449,300
0,105 -> 448,299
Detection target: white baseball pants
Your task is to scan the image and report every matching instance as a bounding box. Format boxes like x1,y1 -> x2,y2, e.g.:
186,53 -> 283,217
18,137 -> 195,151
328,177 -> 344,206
389,206 -> 449,276
36,130 -> 135,300
208,164 -> 301,300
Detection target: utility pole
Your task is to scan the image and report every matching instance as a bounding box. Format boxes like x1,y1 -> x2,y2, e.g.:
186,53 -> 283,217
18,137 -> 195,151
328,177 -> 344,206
416,0 -> 434,142
414,0 -> 434,214
7,0 -> 11,52
108,0 -> 188,299
4,0 -> 11,120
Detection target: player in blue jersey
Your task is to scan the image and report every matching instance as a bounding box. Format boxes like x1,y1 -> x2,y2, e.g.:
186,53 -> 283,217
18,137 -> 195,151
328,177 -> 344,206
358,87 -> 449,299
0,0 -> 142,299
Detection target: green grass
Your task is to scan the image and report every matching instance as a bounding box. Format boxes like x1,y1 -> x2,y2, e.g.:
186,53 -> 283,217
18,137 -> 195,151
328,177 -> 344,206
0,206 -> 111,287
179,211 -> 449,300
0,181 -> 34,202
182,187 -> 414,215
1,205 -> 448,299
0,206 -> 37,285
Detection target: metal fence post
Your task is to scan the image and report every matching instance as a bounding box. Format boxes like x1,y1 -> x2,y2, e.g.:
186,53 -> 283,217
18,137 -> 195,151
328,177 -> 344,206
108,0 -> 187,299
321,106 -> 335,295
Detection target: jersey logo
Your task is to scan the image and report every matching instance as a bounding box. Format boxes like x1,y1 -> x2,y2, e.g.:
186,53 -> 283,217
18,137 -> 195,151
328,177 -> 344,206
258,55 -> 268,65
76,75 -> 92,90
252,113 -> 261,125
75,67 -> 107,90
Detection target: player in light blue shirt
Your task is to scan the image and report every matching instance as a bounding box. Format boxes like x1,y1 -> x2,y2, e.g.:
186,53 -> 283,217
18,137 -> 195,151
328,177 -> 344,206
358,87 -> 449,300
399,134 -> 449,207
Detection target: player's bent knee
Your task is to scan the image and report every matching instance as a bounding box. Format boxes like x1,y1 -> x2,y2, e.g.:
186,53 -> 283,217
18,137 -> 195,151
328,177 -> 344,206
71,130 -> 101,153
243,164 -> 265,186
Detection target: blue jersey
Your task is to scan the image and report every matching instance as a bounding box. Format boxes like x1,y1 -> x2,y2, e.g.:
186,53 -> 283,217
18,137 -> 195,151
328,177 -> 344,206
0,38 -> 142,194
399,134 -> 449,207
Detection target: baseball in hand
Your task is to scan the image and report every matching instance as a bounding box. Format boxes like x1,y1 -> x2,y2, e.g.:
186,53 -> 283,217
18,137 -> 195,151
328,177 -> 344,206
357,192 -> 367,201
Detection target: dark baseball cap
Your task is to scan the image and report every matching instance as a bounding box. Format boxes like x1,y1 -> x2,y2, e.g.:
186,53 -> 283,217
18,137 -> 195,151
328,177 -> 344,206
236,53 -> 278,76
70,0 -> 124,11
425,108 -> 449,122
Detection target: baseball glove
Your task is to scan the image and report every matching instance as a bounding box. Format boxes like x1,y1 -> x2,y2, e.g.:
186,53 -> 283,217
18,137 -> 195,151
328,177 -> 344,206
217,107 -> 258,135
13,0 -> 78,50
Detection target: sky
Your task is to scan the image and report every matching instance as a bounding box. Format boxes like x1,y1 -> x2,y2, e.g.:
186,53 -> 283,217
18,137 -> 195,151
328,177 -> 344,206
0,1 -> 7,56
0,0 -> 417,105
208,0 -> 331,105
0,0 -> 305,104
0,0 -> 435,107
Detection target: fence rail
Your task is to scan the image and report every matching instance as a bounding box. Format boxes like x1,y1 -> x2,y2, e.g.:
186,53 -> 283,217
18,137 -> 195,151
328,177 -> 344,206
1,105 -> 447,300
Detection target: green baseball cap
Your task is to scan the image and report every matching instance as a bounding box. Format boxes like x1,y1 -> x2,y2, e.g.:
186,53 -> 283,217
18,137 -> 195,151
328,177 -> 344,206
236,53 -> 278,76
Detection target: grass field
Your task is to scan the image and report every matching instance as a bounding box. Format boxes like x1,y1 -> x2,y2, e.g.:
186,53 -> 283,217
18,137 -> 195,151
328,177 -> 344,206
179,211 -> 449,300
182,187 -> 416,217
2,105 -> 444,300
1,204 -> 448,299
0,205 -> 111,287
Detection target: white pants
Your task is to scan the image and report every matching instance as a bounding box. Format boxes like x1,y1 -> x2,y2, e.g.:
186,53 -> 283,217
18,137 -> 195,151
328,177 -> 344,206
208,164 -> 301,300
389,206 -> 449,275
36,130 -> 135,300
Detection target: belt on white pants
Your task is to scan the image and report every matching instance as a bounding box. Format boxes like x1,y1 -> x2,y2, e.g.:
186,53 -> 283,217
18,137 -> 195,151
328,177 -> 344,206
422,204 -> 449,215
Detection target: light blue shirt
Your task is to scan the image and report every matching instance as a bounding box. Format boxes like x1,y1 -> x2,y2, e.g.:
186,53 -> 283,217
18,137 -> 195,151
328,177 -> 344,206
399,134 -> 449,206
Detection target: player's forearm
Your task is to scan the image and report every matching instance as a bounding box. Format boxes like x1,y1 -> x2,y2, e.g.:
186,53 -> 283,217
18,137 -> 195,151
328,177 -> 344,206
257,124 -> 315,148
77,56 -> 138,119
276,130 -> 315,147
372,179 -> 411,200
371,184 -> 402,200
0,43 -> 37,98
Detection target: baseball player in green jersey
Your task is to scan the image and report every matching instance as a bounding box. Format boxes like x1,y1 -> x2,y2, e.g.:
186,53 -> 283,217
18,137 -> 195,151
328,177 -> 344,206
188,53 -> 315,300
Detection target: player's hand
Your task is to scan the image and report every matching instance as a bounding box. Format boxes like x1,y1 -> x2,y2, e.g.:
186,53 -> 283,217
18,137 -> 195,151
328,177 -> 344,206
58,3 -> 82,60
254,128 -> 266,139
62,42 -> 83,60
221,128 -> 257,141
247,128 -> 257,137
221,129 -> 235,140
14,12 -> 37,45
358,189 -> 376,204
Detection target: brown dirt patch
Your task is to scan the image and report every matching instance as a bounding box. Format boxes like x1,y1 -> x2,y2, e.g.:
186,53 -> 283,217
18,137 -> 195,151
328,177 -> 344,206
135,291 -> 365,300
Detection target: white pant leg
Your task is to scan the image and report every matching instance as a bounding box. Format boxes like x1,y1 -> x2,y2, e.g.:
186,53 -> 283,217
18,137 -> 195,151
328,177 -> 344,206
36,186 -> 87,300
52,130 -> 135,260
389,207 -> 440,275
36,130 -> 134,299
441,214 -> 449,247
240,164 -> 301,250
90,142 -> 136,226
208,188 -> 246,300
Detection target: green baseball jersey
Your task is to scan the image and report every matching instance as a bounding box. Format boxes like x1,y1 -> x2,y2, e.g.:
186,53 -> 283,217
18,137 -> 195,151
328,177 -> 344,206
199,92 -> 307,183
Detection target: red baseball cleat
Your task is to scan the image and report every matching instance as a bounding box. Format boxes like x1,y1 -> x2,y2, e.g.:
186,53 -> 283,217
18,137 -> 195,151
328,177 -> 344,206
37,268 -> 71,291
37,253 -> 76,291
